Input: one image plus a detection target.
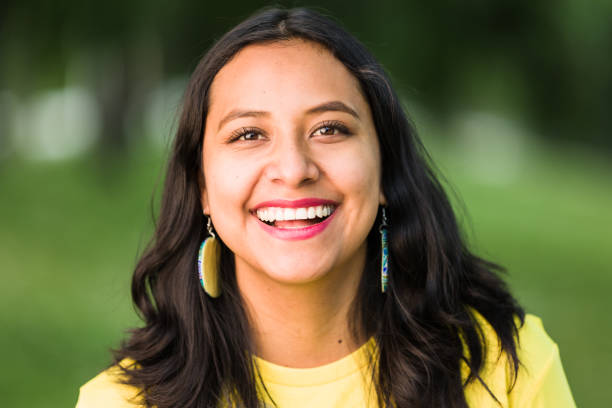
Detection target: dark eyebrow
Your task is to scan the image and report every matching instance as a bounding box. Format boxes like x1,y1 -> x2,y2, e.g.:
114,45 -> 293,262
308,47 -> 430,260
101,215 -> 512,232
217,110 -> 269,131
216,101 -> 359,131
306,101 -> 360,119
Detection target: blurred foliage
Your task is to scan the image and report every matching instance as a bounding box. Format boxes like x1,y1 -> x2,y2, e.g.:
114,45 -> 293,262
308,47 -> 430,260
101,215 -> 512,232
1,0 -> 611,152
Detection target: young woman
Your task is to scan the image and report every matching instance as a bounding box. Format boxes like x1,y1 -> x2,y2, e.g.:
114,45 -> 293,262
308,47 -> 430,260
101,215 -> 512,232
76,8 -> 575,408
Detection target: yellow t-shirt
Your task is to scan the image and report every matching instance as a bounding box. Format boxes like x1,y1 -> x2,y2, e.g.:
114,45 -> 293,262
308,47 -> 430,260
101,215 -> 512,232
75,314 -> 575,407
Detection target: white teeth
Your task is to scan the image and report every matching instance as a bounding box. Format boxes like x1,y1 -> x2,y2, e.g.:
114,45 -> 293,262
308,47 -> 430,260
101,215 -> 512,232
283,208 -> 296,220
256,205 -> 336,223
257,209 -> 265,221
307,207 -> 316,219
295,208 -> 307,220
275,207 -> 284,221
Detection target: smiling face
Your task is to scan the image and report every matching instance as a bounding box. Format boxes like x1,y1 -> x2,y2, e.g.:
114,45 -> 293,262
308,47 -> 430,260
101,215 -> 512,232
201,39 -> 384,288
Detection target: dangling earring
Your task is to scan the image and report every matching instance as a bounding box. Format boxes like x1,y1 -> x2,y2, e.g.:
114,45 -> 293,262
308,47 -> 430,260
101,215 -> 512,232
198,215 -> 221,298
379,207 -> 389,293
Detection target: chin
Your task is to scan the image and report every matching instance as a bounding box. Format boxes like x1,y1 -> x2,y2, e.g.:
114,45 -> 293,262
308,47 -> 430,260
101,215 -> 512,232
263,261 -> 331,286
234,252 -> 337,287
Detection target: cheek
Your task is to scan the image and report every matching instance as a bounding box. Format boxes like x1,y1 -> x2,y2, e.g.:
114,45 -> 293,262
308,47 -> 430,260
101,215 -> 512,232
324,145 -> 381,198
204,156 -> 252,213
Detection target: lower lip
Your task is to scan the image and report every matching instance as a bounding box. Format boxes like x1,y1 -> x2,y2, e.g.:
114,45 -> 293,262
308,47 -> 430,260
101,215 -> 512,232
255,210 -> 337,241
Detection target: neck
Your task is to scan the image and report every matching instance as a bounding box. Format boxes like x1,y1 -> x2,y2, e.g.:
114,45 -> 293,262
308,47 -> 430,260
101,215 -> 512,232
236,250 -> 367,368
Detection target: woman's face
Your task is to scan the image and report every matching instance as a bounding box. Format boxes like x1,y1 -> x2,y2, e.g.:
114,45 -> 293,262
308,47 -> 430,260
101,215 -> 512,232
201,39 -> 384,287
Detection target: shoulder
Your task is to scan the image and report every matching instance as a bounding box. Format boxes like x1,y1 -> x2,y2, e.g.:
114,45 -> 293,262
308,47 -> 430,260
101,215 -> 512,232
509,315 -> 576,407
514,315 -> 558,376
76,359 -> 145,408
465,313 -> 575,407
474,312 -> 558,368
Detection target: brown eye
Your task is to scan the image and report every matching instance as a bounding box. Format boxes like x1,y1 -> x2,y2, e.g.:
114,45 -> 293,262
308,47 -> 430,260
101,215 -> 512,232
315,126 -> 338,136
229,127 -> 266,143
239,131 -> 262,141
311,121 -> 350,137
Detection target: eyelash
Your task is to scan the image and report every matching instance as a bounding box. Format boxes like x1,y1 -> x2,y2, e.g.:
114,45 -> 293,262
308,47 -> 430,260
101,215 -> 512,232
313,120 -> 351,137
228,121 -> 350,143
229,127 -> 263,142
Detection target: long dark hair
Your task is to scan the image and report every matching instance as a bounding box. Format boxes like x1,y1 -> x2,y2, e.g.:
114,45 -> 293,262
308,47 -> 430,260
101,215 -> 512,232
115,7 -> 524,408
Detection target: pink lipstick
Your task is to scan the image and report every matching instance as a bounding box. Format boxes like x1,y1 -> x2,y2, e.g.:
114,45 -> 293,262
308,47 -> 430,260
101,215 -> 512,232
252,198 -> 339,241
252,198 -> 338,210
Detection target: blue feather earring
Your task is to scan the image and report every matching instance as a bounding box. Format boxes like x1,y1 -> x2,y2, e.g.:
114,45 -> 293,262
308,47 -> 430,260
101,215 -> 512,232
379,207 -> 389,293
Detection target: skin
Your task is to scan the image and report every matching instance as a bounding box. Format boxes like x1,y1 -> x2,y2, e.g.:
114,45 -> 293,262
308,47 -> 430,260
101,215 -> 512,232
201,39 -> 385,367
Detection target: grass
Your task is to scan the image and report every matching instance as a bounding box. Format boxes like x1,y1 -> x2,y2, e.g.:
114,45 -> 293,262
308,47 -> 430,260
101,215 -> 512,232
0,140 -> 609,407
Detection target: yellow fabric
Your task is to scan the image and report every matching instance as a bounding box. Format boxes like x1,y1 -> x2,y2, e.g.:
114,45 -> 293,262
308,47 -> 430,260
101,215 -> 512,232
76,314 -> 575,407
75,361 -> 145,408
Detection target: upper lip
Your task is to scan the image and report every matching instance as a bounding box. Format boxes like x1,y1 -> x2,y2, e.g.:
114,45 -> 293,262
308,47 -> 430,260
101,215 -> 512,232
252,198 -> 339,210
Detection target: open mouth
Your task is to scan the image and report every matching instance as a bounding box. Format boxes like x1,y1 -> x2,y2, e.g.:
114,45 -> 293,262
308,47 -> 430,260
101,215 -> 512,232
254,204 -> 337,229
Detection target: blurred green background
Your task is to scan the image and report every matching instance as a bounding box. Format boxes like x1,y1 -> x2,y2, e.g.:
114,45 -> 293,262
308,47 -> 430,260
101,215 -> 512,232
1,1 -> 610,407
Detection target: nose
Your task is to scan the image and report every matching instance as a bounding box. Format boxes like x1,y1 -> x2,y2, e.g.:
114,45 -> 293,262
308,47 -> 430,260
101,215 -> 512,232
264,135 -> 320,187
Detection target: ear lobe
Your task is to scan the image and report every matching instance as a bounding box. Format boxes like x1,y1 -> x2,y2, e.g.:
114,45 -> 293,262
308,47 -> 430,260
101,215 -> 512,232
201,189 -> 210,215
379,191 -> 387,206
198,171 -> 210,215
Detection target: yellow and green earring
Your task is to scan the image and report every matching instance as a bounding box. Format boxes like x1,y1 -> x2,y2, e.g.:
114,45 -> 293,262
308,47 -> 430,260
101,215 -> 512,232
197,215 -> 221,298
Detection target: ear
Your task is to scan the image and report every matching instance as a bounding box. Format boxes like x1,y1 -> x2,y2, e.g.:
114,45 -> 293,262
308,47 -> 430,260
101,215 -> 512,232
379,190 -> 387,206
198,171 -> 210,215
201,189 -> 210,215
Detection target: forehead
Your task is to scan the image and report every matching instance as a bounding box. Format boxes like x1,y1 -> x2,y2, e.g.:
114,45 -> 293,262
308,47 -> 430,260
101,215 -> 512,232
207,39 -> 369,119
